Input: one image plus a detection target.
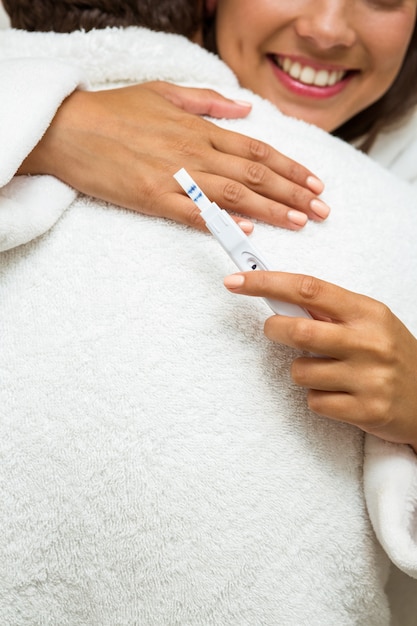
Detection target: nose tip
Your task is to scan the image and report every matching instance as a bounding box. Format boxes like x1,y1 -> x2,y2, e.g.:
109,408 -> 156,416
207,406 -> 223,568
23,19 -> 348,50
295,13 -> 357,50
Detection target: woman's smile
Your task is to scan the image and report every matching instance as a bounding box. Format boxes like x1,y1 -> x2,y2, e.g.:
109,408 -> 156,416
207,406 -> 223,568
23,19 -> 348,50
213,0 -> 416,132
267,54 -> 356,100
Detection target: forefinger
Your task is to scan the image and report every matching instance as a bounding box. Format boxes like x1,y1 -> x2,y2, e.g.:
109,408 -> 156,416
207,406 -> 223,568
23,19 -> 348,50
223,271 -> 372,322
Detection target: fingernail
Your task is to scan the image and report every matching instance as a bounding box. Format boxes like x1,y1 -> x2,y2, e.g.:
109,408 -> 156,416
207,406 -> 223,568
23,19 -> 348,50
237,219 -> 254,234
287,210 -> 308,227
224,274 -> 245,289
310,198 -> 331,220
306,175 -> 324,194
233,99 -> 252,109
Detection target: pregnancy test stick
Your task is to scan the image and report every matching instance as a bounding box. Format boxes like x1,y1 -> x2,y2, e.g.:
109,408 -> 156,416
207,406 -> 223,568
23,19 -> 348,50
173,168 -> 311,318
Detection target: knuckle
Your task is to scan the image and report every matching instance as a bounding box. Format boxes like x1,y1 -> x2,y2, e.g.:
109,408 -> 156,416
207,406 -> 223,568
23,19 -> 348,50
352,367 -> 396,430
202,88 -> 221,99
291,318 -> 315,347
247,138 -> 270,162
136,177 -> 159,212
375,336 -> 397,366
286,160 -> 305,183
289,186 -> 310,208
363,303 -> 397,362
297,274 -> 322,302
371,299 -> 392,323
375,303 -> 396,337
361,396 -> 392,430
186,205 -> 205,229
222,181 -> 244,206
172,135 -> 200,156
181,114 -> 205,135
245,162 -> 267,187
290,360 -> 308,385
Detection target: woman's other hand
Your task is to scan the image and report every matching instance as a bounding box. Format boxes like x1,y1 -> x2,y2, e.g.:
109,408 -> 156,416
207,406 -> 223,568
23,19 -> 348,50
224,271 -> 417,452
19,81 -> 328,231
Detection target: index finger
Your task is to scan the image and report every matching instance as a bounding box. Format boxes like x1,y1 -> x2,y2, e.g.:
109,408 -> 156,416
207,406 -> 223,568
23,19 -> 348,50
223,271 -> 372,322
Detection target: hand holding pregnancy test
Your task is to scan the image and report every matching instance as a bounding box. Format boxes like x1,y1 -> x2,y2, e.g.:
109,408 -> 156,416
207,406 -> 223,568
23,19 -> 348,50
174,168 -> 311,319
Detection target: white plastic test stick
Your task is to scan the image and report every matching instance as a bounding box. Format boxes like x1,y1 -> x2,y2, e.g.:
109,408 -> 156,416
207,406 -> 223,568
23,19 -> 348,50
173,168 -> 311,319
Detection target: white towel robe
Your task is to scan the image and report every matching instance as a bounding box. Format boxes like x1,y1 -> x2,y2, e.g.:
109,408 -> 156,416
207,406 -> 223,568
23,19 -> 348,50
1,27 -> 417,625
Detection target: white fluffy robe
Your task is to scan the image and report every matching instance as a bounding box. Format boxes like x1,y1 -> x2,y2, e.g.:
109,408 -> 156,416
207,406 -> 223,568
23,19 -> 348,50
1,27 -> 417,625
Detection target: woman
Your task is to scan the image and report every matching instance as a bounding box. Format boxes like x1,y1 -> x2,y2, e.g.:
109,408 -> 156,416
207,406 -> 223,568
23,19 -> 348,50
3,0 -> 417,450
0,3 -> 416,624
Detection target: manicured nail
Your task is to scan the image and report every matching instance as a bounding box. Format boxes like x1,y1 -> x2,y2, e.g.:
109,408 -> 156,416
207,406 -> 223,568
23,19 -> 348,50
233,99 -> 252,109
238,219 -> 254,234
224,274 -> 245,289
306,175 -> 324,194
310,198 -> 331,220
287,210 -> 308,227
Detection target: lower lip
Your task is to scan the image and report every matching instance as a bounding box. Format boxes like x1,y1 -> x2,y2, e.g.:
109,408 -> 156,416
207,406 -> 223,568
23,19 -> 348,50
268,58 -> 353,100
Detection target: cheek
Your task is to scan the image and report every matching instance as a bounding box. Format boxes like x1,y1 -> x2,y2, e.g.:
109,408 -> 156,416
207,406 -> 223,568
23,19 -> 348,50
362,14 -> 415,100
373,14 -> 415,76
372,40 -> 410,94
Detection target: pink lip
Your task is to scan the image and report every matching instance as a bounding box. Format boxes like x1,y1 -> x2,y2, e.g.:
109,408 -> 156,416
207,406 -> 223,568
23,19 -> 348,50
267,56 -> 355,100
276,54 -> 351,73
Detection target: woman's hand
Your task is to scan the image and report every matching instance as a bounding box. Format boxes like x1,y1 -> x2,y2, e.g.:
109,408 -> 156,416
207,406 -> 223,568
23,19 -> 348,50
19,81 -> 328,232
224,271 -> 417,452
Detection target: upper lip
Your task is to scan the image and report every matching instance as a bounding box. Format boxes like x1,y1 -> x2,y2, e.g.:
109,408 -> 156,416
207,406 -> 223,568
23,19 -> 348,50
271,54 -> 354,73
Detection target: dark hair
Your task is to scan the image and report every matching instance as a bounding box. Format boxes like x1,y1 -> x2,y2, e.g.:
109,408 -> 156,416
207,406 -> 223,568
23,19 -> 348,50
2,0 -> 201,39
335,22 -> 417,149
203,8 -> 417,150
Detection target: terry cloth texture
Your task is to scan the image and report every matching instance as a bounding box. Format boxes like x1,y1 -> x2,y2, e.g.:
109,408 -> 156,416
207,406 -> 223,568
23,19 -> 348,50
1,27 -> 417,625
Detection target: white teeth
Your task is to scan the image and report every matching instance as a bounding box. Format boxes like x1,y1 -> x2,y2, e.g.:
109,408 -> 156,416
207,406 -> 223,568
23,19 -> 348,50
299,66 -> 315,85
288,61 -> 302,80
314,69 -> 330,87
277,56 -> 346,88
327,71 -> 339,86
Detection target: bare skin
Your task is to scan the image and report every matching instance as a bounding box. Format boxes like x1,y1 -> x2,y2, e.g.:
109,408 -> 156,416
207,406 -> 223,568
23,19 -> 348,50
224,271 -> 417,453
19,81 -> 327,232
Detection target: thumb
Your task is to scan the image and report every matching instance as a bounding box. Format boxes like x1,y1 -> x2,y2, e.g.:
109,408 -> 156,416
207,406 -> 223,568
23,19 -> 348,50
147,81 -> 252,119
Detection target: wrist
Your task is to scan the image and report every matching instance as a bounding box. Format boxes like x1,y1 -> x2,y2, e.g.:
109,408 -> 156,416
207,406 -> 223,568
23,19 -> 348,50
17,139 -> 51,176
17,90 -> 87,180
